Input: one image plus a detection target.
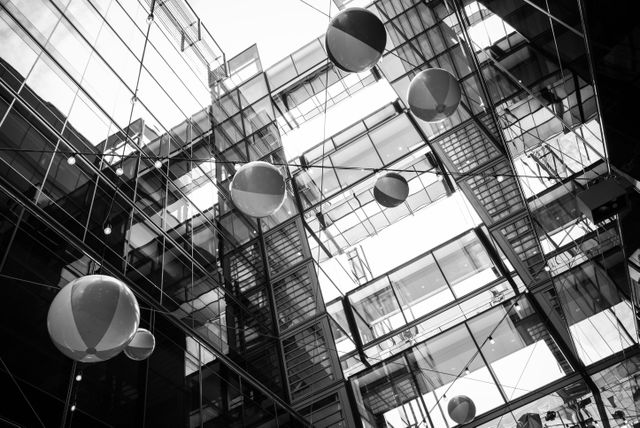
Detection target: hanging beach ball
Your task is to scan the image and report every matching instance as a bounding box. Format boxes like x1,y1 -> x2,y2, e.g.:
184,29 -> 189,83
517,413 -> 543,428
47,275 -> 140,363
124,328 -> 155,361
230,161 -> 286,218
408,68 -> 462,122
447,395 -> 476,425
374,172 -> 409,208
326,8 -> 386,73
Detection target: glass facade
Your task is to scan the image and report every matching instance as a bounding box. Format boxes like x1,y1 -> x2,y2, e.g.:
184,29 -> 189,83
0,0 -> 639,427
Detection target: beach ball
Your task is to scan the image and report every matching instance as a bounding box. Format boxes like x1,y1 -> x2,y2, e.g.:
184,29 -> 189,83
230,161 -> 286,218
517,413 -> 543,428
448,395 -> 476,425
374,173 -> 409,208
47,275 -> 140,363
408,68 -> 462,122
326,8 -> 386,73
124,328 -> 155,361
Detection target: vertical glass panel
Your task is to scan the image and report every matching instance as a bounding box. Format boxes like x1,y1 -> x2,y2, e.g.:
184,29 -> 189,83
243,96 -> 273,136
389,253 -> 454,320
290,38 -> 325,75
369,114 -> 422,163
266,56 -> 296,90
0,96 -> 56,187
554,262 -> 636,364
433,232 -> 497,298
350,277 -> 404,344
6,0 -> 61,43
591,356 -> 640,428
238,73 -> 268,107
0,12 -> 39,80
351,355 -> 422,424
46,19 -> 92,81
412,324 -> 504,425
331,135 -> 382,188
467,300 -> 571,400
24,57 -> 77,121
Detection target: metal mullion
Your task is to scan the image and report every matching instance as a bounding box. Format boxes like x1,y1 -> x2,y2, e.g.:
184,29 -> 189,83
48,0 -> 202,138
353,273 -> 499,357
97,0 -> 209,108
431,251 -> 457,300
0,0 -> 69,130
463,347 -> 640,428
299,115 -> 445,216
462,322 -> 510,403
525,293 -> 612,428
1,3 -> 241,255
475,226 -> 519,294
342,296 -> 371,368
379,4 -> 508,154
256,213 -> 293,403
49,0 -> 236,236
0,75 -> 270,331
298,104 -> 398,166
0,173 -> 310,426
404,353 -> 435,428
123,128 -> 145,276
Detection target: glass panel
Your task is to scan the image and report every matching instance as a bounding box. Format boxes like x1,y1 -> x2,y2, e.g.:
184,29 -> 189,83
390,253 -> 454,319
476,381 -> 596,428
412,324 -> 504,425
554,262 -> 636,364
350,277 -> 404,344
468,300 -> 571,400
433,232 -> 497,298
0,12 -> 39,79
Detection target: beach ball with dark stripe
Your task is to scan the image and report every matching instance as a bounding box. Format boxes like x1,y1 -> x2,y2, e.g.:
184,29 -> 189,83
47,275 -> 140,363
230,161 -> 286,218
408,68 -> 462,122
447,395 -> 476,425
374,173 -> 409,208
124,328 -> 155,361
326,8 -> 386,73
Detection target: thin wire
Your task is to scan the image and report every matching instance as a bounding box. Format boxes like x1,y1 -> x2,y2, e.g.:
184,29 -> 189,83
0,416 -> 22,428
1,146 -> 603,184
3,261 -> 575,402
103,12 -> 154,236
4,263 -> 566,408
297,0 -> 331,18
60,360 -> 77,428
0,273 -> 60,290
0,355 -> 46,428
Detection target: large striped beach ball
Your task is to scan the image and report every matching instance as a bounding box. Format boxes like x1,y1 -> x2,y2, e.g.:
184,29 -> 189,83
124,328 -> 155,361
447,395 -> 476,425
326,8 -> 386,73
374,173 -> 409,208
408,68 -> 462,122
47,275 -> 140,363
230,161 -> 286,218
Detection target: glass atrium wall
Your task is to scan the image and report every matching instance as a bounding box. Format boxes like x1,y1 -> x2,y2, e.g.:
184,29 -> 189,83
0,0 -> 639,427
315,0 -> 639,426
0,0 -> 308,426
